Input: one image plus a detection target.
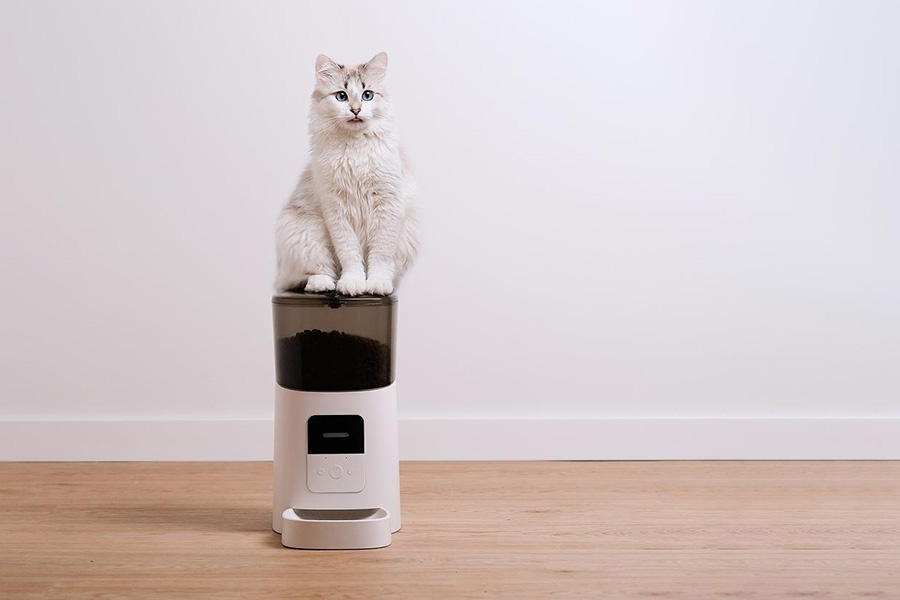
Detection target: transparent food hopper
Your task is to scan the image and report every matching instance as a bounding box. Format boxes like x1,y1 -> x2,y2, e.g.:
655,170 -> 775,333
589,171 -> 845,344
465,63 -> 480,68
272,292 -> 397,392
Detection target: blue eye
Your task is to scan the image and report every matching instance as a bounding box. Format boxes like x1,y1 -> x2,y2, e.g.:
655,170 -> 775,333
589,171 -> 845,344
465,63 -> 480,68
335,91 -> 348,102
362,90 -> 374,101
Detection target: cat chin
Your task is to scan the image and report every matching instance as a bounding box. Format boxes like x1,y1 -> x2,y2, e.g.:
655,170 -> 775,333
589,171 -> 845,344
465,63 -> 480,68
339,121 -> 378,135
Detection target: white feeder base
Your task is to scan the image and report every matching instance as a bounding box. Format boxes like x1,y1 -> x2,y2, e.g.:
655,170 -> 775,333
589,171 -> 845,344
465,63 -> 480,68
280,507 -> 392,550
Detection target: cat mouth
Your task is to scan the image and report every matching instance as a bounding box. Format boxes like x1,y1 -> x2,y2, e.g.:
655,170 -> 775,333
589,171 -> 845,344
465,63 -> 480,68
348,117 -> 364,123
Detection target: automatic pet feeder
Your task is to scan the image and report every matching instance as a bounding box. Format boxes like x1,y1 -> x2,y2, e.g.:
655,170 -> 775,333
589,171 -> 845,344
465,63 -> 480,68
271,292 -> 401,549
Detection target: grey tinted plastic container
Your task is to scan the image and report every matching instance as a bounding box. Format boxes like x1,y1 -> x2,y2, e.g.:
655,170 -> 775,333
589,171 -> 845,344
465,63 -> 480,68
272,292 -> 397,392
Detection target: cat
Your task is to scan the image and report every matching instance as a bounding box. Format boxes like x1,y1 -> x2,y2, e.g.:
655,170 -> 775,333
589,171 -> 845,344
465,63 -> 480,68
275,52 -> 419,296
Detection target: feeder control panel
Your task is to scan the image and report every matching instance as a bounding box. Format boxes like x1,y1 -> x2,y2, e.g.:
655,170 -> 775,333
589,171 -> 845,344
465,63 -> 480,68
307,415 -> 365,493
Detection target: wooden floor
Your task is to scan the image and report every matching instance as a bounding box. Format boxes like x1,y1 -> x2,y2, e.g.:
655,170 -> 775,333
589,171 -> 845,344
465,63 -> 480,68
1,462 -> 899,599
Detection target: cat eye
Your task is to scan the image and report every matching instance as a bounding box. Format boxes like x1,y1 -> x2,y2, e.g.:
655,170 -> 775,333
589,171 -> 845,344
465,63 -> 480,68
362,90 -> 374,101
335,91 -> 348,102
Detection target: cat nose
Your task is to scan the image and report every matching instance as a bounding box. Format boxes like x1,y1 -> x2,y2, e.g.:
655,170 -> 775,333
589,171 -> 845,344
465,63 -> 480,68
350,108 -> 361,116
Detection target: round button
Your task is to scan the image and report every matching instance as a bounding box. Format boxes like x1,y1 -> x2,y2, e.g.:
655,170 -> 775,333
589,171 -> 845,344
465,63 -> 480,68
347,468 -> 355,476
317,468 -> 325,476
329,464 -> 344,479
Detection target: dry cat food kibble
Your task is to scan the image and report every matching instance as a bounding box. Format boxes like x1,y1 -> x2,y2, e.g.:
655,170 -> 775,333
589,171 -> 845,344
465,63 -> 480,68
276,329 -> 391,391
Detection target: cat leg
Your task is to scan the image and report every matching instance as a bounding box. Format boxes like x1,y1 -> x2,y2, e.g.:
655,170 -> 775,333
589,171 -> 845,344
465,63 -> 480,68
275,206 -> 337,292
365,196 -> 404,295
320,196 -> 367,296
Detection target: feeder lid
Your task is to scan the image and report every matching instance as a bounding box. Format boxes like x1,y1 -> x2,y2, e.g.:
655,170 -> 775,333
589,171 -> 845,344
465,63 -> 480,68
273,291 -> 396,307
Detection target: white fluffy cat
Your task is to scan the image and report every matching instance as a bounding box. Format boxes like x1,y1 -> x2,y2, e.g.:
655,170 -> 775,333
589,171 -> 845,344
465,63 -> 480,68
275,52 -> 419,295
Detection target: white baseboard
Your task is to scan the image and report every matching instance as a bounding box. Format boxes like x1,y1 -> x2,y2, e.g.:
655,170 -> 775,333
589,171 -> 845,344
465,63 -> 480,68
1,418 -> 899,461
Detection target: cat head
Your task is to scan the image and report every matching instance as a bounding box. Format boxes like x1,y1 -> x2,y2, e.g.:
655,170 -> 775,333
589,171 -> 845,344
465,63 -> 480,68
310,52 -> 391,134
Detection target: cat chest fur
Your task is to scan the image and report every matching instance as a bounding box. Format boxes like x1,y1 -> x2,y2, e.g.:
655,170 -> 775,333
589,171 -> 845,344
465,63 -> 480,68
313,139 -> 402,230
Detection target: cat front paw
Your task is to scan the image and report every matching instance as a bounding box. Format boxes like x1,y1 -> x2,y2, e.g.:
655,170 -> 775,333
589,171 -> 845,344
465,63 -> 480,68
365,275 -> 393,295
305,274 -> 336,293
337,274 -> 367,296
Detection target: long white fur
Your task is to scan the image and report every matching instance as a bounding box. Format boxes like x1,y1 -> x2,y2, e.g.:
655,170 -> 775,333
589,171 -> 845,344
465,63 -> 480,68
275,52 -> 419,295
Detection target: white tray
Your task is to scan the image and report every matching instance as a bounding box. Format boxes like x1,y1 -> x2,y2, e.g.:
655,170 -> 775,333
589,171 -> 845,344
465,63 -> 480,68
280,507 -> 392,550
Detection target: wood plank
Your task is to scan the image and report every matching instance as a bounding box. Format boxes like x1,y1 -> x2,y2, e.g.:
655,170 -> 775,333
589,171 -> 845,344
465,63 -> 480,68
1,462 -> 898,599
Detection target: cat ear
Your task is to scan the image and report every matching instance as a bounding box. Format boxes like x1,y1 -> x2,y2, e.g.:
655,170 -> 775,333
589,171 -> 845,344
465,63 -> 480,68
364,52 -> 388,81
315,54 -> 341,88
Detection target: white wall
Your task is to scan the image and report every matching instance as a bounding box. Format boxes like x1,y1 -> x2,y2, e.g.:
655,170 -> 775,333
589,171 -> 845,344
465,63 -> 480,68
1,1 -> 899,457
